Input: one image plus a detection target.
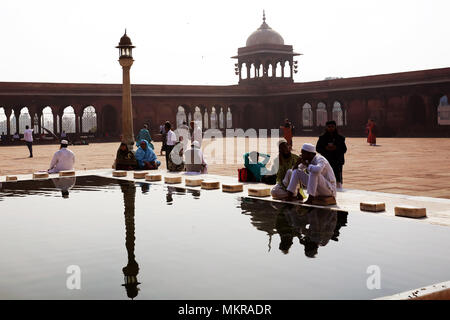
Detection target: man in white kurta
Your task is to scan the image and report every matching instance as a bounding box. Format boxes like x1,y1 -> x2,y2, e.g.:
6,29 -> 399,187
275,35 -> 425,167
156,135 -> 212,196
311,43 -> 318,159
286,143 -> 337,204
48,140 -> 75,173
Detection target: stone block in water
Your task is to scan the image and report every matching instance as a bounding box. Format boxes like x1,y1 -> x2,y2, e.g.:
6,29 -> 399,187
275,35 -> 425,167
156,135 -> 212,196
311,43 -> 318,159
112,170 -> 127,177
185,177 -> 203,187
360,201 -> 385,212
165,175 -> 182,184
33,172 -> 49,179
133,171 -> 148,179
222,183 -> 243,193
201,180 -> 220,190
6,176 -> 18,182
312,196 -> 337,206
395,205 -> 427,218
145,174 -> 162,181
248,187 -> 271,197
59,170 -> 75,177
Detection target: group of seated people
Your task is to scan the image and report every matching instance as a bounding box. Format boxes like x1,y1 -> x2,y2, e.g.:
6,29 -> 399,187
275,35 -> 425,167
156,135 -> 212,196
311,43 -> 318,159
244,139 -> 337,205
114,138 -> 207,174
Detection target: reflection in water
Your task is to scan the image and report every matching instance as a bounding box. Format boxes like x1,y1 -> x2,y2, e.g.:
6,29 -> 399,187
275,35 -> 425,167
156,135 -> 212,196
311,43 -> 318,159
240,198 -> 348,258
119,180 -> 140,299
52,177 -> 76,198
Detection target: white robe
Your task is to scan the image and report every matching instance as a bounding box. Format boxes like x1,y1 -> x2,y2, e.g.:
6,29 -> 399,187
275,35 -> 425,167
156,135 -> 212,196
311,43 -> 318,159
287,154 -> 336,197
48,148 -> 75,173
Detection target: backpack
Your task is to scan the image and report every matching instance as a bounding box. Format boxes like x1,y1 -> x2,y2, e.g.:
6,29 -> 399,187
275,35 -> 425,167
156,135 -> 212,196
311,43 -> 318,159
238,168 -> 256,182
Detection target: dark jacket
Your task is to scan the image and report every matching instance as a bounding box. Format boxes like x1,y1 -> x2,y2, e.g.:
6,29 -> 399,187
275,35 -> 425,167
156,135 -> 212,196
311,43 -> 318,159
316,131 -> 347,165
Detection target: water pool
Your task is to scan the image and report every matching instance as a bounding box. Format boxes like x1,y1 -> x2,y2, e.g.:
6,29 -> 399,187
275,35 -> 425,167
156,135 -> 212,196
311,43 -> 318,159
0,175 -> 449,299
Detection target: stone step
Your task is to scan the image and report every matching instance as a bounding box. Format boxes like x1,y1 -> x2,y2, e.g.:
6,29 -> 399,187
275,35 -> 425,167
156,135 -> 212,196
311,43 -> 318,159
33,172 -> 49,179
112,170 -> 127,177
59,170 -> 75,177
248,187 -> 271,197
133,171 -> 148,179
222,183 -> 244,193
201,180 -> 220,190
165,175 -> 182,184
145,174 -> 162,181
185,177 -> 204,187
360,201 -> 386,212
395,205 -> 427,218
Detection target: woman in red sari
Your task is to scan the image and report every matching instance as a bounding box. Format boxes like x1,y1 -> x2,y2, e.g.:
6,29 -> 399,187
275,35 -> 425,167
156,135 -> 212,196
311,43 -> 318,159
366,119 -> 377,146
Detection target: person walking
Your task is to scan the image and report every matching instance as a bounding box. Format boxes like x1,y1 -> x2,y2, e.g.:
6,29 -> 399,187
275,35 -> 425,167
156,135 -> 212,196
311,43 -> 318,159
316,120 -> 347,189
24,125 -> 34,158
366,119 -> 377,146
164,121 -> 177,169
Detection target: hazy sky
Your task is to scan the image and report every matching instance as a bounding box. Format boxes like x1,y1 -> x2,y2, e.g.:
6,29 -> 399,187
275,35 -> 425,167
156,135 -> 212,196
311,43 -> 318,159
0,0 -> 449,85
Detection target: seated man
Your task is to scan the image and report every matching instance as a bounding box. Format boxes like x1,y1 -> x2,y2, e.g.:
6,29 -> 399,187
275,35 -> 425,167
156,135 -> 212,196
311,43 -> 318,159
184,141 -> 207,174
48,140 -> 75,173
167,137 -> 185,172
244,151 -> 271,183
271,140 -> 306,200
286,143 -> 337,205
135,140 -> 161,170
115,142 -> 138,170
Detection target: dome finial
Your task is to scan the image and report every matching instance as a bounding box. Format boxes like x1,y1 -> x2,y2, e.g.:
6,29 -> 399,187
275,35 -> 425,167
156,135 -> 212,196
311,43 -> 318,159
263,10 -> 266,23
125,28 -> 127,35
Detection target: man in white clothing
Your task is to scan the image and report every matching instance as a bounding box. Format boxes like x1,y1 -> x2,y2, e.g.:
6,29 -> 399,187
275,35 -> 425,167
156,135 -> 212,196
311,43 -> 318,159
48,140 -> 75,173
184,141 -> 207,174
23,125 -> 34,158
286,143 -> 337,205
190,120 -> 202,147
164,121 -> 177,169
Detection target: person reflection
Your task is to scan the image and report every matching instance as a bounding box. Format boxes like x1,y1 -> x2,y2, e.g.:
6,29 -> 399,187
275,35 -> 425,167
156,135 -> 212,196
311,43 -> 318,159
52,176 -> 76,198
241,198 -> 348,257
119,180 -> 141,299
139,182 -> 150,194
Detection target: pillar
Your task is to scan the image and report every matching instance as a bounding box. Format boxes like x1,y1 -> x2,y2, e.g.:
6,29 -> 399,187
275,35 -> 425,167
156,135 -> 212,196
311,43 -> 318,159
5,108 -> 11,136
120,59 -> 135,151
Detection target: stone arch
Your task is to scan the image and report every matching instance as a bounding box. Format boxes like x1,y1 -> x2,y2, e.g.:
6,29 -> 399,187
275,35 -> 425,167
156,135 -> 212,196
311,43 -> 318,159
203,109 -> 209,129
407,95 -> 426,125
219,107 -> 225,129
226,106 -> 233,128
82,105 -> 97,133
102,105 -> 118,137
61,106 -> 76,133
316,102 -> 327,127
176,105 -> 187,128
438,94 -> 450,125
0,107 -> 6,135
241,63 -> 248,80
193,106 -> 202,129
19,107 -> 31,134
210,106 -> 218,129
41,106 -> 54,133
10,112 -> 17,135
302,103 -> 313,127
332,101 -> 344,126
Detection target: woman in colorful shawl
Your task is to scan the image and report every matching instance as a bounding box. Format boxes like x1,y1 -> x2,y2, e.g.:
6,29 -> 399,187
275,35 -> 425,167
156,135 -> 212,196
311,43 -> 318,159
366,119 -> 377,146
135,124 -> 154,149
115,142 -> 138,170
135,139 -> 161,170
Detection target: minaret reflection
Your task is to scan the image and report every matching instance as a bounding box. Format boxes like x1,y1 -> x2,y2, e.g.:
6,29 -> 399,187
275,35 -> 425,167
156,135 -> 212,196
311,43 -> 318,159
119,180 -> 140,299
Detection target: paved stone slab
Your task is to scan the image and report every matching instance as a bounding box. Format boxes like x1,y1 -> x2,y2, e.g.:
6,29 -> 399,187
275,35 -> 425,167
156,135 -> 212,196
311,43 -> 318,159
33,172 -> 49,179
395,205 -> 427,218
165,175 -> 182,184
360,201 -> 386,212
133,171 -> 148,179
59,170 -> 75,177
145,173 -> 162,181
222,183 -> 244,193
201,180 -> 220,190
112,170 -> 127,177
185,177 -> 203,187
248,187 -> 271,197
